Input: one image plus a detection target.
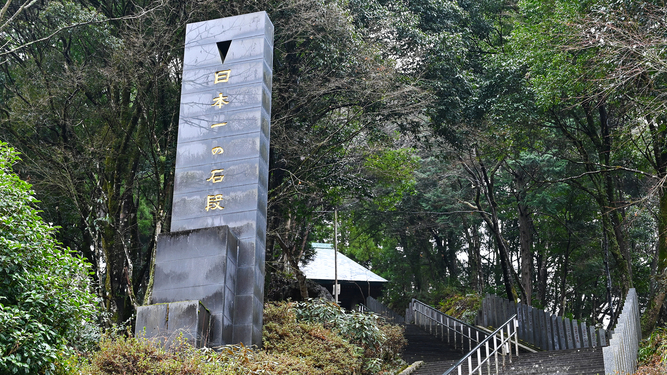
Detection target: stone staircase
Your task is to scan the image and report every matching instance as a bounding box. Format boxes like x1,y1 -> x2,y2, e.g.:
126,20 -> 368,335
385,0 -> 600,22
370,295 -> 631,375
401,323 -> 463,375
496,347 -> 605,375
402,323 -> 606,375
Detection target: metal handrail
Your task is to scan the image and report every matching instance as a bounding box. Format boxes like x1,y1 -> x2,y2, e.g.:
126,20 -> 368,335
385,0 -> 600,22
442,314 -> 519,375
412,299 -> 489,353
367,297 -> 405,324
413,299 -> 480,331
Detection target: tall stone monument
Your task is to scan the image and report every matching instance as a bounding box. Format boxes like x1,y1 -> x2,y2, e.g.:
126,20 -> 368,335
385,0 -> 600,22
136,11 -> 272,348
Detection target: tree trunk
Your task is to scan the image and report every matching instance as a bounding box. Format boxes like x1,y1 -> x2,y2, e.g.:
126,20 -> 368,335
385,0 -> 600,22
536,245 -> 548,307
518,202 -> 533,305
462,215 -> 483,293
642,189 -> 667,336
558,237 -> 571,316
289,256 -> 309,300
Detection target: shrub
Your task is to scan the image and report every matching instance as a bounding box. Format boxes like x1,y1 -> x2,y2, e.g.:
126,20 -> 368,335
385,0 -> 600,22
80,300 -> 407,375
438,293 -> 482,325
294,299 -> 386,351
0,143 -> 98,374
82,332 -> 238,375
263,301 -> 364,375
292,299 -> 406,374
635,326 -> 667,375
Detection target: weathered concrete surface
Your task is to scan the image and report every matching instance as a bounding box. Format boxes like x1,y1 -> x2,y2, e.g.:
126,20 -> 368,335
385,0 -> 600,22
136,300 -> 211,348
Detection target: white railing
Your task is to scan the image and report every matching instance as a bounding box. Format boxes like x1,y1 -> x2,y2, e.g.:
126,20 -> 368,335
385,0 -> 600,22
603,288 -> 641,375
412,299 -> 489,353
442,314 -> 519,375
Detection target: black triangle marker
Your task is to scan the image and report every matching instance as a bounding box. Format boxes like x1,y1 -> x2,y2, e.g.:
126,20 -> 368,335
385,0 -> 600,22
217,40 -> 232,64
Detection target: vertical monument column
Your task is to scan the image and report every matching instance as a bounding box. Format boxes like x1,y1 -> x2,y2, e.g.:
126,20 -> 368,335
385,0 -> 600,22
170,12 -> 273,346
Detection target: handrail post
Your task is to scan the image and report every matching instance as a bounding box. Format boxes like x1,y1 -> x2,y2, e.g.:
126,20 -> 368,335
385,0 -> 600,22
430,310 -> 433,334
455,321 -> 458,350
485,341 -> 490,375
447,317 -> 450,344
507,322 -> 512,364
514,316 -> 519,359
494,332 -> 499,374
501,329 -> 505,367
441,315 -> 444,341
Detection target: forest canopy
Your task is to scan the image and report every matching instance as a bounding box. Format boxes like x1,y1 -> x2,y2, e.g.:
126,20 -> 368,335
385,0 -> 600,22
1,0 -> 667,346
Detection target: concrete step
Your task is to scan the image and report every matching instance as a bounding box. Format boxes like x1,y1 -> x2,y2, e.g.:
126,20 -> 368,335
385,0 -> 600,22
497,347 -> 605,375
411,348 -> 605,375
411,356 -> 511,375
401,324 -> 466,364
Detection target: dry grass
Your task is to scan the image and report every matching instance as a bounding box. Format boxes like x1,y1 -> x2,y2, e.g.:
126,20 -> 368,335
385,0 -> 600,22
70,301 -> 406,375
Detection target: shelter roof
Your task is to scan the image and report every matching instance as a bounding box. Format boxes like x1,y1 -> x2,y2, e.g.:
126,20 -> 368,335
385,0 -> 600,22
301,243 -> 387,283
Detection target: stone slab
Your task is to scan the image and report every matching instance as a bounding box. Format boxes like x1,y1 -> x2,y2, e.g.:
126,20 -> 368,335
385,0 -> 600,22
572,319 -> 582,348
544,311 -> 553,350
557,317 -> 567,350
581,322 -> 589,348
565,317 -> 574,349
177,108 -> 271,143
135,300 -> 211,348
151,226 -> 238,347
552,315 -> 560,350
136,303 -> 168,340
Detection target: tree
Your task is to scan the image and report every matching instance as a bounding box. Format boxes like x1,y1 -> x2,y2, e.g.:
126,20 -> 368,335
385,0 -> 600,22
0,142 -> 97,374
571,0 -> 667,336
265,0 -> 427,298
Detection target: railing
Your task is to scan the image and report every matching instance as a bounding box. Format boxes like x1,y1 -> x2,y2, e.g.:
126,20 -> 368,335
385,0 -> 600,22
412,299 -> 489,353
476,294 -> 608,350
443,315 -> 519,375
603,288 -> 641,375
366,296 -> 405,324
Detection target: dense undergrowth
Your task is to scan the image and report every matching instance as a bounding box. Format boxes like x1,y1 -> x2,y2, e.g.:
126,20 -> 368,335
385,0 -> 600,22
383,286 -> 482,326
65,300 -> 406,375
635,326 -> 667,375
437,293 -> 482,325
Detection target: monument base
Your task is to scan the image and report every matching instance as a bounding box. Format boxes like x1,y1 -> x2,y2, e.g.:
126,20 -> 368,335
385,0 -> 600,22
137,226 -> 241,347
135,300 -> 211,348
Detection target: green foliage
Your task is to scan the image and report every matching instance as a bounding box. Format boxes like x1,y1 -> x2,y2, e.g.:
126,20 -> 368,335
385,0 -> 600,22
294,299 -> 385,351
0,143 -> 98,374
438,293 -> 483,325
363,148 -> 419,210
636,326 -> 667,374
638,326 -> 667,366
286,300 -> 406,374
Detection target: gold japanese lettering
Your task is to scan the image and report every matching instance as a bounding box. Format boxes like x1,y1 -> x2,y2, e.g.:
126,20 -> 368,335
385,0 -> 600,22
212,147 -> 224,155
214,69 -> 231,84
212,93 -> 229,108
211,122 -> 227,128
205,194 -> 224,211
206,169 -> 225,183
